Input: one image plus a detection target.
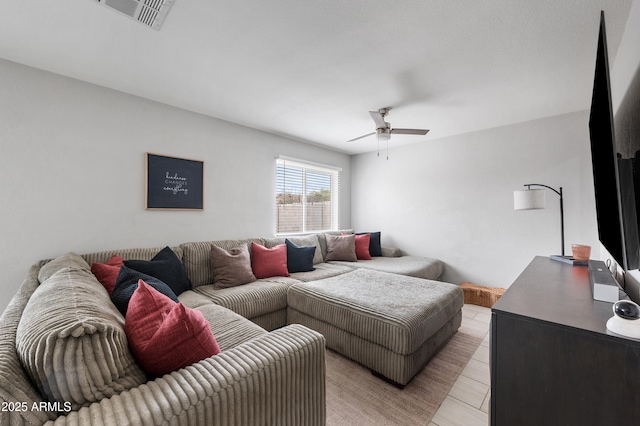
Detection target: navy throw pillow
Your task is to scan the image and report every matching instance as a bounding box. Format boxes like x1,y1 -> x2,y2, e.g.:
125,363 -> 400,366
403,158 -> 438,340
357,232 -> 382,256
124,246 -> 192,296
285,239 -> 316,273
111,266 -> 179,316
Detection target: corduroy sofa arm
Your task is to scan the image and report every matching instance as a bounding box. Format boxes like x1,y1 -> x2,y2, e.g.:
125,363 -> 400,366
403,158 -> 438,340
46,324 -> 326,426
381,247 -> 402,257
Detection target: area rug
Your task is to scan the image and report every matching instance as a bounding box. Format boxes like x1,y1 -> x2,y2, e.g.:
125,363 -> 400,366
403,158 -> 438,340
325,321 -> 485,425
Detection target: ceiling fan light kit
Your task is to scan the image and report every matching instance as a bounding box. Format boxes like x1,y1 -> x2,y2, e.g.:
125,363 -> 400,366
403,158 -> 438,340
347,108 -> 429,159
376,128 -> 391,142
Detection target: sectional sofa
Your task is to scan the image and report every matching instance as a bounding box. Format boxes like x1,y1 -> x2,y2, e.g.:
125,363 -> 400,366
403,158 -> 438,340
0,231 -> 461,425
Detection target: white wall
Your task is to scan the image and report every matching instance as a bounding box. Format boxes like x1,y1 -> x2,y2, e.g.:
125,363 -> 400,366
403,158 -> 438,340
351,110 -> 598,288
0,58 -> 351,313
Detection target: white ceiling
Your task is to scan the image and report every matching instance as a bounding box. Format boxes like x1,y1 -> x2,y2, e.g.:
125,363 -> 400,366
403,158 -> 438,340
0,0 -> 633,154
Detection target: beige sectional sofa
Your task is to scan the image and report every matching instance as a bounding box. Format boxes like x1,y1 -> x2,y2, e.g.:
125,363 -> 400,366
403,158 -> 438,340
0,232 -> 455,425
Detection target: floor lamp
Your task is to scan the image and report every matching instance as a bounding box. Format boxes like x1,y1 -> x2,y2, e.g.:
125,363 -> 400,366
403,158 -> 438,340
514,183 -> 567,261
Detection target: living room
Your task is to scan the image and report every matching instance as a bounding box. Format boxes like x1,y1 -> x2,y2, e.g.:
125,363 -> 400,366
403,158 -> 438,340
1,0 -> 637,314
1,1 -> 640,424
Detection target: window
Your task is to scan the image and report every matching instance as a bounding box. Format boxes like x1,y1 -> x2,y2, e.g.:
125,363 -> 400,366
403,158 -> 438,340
276,157 -> 340,235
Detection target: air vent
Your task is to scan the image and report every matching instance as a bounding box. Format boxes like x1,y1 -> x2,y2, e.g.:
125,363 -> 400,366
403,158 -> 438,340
93,0 -> 175,30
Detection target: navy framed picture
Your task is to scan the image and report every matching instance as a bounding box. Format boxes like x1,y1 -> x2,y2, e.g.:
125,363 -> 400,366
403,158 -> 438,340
145,153 -> 204,210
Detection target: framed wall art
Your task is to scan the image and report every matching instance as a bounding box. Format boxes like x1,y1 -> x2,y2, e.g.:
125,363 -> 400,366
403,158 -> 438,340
145,153 -> 204,210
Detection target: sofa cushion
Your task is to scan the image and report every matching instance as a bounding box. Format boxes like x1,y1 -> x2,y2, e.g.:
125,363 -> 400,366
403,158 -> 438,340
91,255 -> 124,295
330,255 -> 444,280
15,256 -> 147,410
324,234 -> 357,262
285,239 -> 316,273
111,266 -> 179,315
251,242 -> 289,279
192,277 -> 299,320
289,262 -> 354,282
125,280 -> 221,376
124,246 -> 191,295
177,294 -> 269,350
180,239 -> 265,287
211,244 -> 257,289
81,246 -> 184,266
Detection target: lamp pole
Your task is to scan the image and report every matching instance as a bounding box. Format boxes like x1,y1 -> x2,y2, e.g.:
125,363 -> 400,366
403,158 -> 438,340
524,184 -> 564,256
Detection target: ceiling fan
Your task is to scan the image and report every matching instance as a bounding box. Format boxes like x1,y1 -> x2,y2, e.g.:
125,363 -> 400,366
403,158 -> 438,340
347,107 -> 429,142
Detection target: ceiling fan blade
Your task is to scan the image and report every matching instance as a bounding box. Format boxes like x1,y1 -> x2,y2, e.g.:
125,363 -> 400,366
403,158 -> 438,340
369,111 -> 388,129
347,131 -> 376,142
390,128 -> 430,135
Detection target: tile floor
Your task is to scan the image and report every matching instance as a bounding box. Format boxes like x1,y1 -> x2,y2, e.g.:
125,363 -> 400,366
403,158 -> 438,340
430,304 -> 492,426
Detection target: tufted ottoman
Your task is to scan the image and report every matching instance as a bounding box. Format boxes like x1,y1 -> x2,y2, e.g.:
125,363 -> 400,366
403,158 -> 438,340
287,268 -> 463,387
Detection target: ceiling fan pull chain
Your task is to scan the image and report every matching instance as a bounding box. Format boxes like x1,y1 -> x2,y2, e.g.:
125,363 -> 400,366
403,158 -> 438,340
386,139 -> 389,160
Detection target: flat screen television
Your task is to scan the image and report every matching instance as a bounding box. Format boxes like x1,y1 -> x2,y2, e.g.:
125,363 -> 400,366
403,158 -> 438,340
589,11 -> 640,271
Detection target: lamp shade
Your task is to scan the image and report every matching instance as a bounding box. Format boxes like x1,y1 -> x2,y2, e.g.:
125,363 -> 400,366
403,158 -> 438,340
514,189 -> 546,210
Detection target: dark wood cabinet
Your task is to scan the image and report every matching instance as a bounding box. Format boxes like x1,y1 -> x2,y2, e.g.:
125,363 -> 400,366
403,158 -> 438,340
490,256 -> 640,425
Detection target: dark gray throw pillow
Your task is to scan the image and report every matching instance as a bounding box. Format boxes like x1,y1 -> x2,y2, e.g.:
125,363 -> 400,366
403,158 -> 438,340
124,246 -> 191,296
111,266 -> 178,316
285,239 -> 316,273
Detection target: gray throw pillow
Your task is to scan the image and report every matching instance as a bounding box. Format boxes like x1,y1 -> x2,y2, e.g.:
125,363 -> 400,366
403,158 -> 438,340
324,234 -> 358,262
210,244 -> 257,289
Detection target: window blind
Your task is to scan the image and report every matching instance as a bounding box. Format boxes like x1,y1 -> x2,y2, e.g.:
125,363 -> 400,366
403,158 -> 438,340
275,157 -> 340,235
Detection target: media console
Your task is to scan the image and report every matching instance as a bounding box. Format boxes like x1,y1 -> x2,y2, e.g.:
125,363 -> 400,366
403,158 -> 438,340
490,256 -> 640,425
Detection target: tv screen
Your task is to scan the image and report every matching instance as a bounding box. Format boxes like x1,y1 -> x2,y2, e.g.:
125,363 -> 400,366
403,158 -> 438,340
589,11 -> 640,270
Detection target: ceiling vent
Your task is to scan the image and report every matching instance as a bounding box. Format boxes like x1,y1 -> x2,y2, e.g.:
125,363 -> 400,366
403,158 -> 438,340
92,0 -> 175,30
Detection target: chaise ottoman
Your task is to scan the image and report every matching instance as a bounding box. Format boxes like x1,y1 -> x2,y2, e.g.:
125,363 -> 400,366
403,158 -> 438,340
287,268 -> 463,386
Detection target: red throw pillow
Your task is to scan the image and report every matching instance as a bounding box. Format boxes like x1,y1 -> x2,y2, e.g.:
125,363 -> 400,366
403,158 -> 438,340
251,242 -> 290,279
91,255 -> 124,296
343,233 -> 372,260
355,233 -> 372,260
125,280 -> 220,376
